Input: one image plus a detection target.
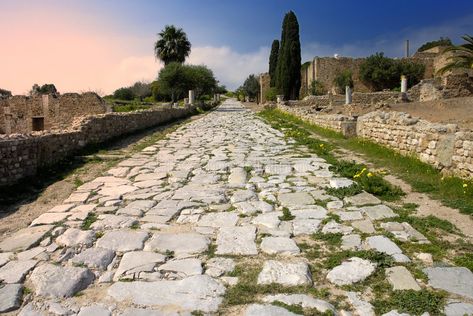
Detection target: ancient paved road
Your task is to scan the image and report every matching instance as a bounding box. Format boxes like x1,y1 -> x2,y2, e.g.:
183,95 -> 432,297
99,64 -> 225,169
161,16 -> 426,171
0,100 -> 472,315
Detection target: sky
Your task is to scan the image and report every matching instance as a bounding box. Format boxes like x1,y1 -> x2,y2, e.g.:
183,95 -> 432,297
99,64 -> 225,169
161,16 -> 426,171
1,0 -> 473,95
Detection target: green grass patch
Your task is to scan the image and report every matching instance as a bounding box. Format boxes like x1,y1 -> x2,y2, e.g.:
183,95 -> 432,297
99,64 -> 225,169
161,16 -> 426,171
81,212 -> 98,230
271,301 -> 335,315
326,184 -> 363,199
279,207 -> 295,221
454,253 -> 473,272
372,289 -> 446,315
312,232 -> 343,247
322,250 -> 394,270
223,263 -> 327,306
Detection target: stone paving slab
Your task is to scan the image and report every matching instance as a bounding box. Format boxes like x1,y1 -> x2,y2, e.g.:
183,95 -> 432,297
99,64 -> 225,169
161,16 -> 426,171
108,275 -> 225,313
216,226 -> 258,255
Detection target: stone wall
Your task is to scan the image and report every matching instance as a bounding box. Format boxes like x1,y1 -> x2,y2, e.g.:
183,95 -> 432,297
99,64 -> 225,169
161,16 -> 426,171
0,104 -> 207,186
0,93 -> 108,134
276,105 -> 473,178
277,104 -> 357,137
408,74 -> 473,102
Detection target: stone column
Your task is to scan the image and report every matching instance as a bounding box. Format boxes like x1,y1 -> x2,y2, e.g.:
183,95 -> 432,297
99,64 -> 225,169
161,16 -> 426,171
345,86 -> 352,105
4,107 -> 11,135
42,95 -> 49,130
188,90 -> 195,105
276,95 -> 284,104
401,75 -> 408,101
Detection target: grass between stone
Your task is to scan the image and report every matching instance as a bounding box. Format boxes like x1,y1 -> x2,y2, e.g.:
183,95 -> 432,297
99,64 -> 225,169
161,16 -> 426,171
257,108 -> 473,215
257,109 -> 404,202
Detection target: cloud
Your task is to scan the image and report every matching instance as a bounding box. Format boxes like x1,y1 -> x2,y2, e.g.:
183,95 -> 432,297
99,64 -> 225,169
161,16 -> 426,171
188,46 -> 270,90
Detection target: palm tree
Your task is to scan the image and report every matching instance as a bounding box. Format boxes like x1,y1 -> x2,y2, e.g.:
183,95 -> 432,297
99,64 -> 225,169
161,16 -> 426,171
154,25 -> 191,65
437,35 -> 473,75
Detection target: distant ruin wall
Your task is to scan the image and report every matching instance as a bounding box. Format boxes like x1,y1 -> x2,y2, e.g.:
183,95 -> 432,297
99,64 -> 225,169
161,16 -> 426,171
0,93 -> 108,134
0,104 -> 207,186
277,104 -> 473,178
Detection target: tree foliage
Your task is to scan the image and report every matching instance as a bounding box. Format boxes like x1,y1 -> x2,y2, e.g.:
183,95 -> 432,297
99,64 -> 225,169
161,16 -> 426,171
113,87 -> 134,101
418,37 -> 452,52
30,84 -> 58,96
241,74 -> 260,100
275,11 -> 301,100
360,53 -> 425,91
269,40 -> 279,87
156,62 -> 217,101
0,88 -> 12,98
333,70 -> 354,93
437,35 -> 473,75
154,25 -> 191,65
310,80 -> 325,96
129,82 -> 151,101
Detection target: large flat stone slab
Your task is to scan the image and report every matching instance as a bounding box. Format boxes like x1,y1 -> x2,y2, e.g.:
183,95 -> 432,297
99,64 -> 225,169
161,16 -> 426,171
245,304 -> 298,316
0,225 -> 53,252
0,284 -> 22,313
262,294 -> 335,314
215,226 -> 258,255
71,248 -> 115,270
366,235 -> 409,262
386,266 -> 420,291
424,267 -> 473,299
260,237 -> 300,255
96,231 -> 149,252
278,192 -> 315,207
197,212 -> 239,228
344,192 -> 381,206
158,258 -> 203,278
115,251 -> 166,280
362,205 -> 398,220
30,213 -> 70,226
327,257 -> 376,285
292,219 -> 321,235
144,233 -> 209,255
444,302 -> 473,316
257,260 -> 312,286
56,228 -> 95,247
30,264 -> 95,298
0,260 -> 37,283
108,275 -> 225,313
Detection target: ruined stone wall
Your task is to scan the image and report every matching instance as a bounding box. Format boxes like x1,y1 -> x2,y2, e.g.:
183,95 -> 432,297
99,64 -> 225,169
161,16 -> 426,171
277,104 -> 357,137
0,105 -> 205,186
0,93 -> 108,134
352,91 -> 402,105
276,105 -> 473,178
314,57 -> 371,94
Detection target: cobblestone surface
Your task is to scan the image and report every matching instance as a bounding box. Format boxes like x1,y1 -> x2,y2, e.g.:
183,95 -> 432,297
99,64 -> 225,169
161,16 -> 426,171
1,100 -> 472,315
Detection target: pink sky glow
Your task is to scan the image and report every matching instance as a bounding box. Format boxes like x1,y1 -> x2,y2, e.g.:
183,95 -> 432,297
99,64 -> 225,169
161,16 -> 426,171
1,7 -> 162,95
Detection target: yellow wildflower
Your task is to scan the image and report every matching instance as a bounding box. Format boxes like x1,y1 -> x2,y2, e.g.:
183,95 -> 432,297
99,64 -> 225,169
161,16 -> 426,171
367,172 -> 373,177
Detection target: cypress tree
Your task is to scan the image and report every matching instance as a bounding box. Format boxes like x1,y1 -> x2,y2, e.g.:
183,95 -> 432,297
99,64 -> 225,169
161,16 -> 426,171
269,40 -> 279,87
275,11 -> 301,100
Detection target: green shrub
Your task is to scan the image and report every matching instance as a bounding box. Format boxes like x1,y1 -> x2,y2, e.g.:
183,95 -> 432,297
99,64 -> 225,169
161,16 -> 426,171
113,87 -> 134,101
310,80 -> 325,96
333,70 -> 353,93
265,87 -> 278,101
418,37 -> 452,52
360,53 -> 425,91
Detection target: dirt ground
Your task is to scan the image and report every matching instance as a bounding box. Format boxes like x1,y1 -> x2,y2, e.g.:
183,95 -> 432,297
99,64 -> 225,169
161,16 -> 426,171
325,96 -> 473,130
0,115 -> 202,237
